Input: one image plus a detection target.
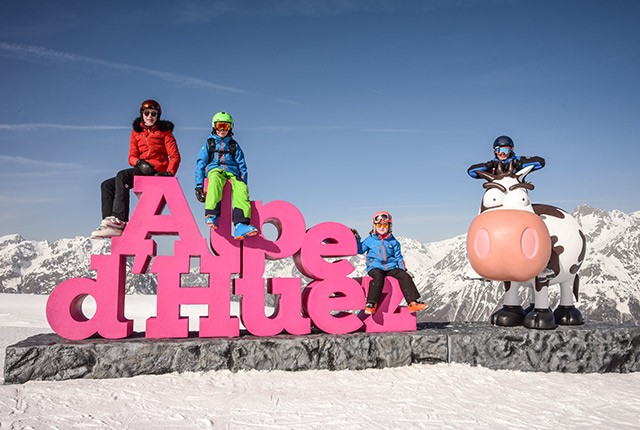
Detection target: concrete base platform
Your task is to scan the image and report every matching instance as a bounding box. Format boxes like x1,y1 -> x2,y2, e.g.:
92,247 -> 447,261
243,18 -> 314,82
5,322 -> 640,384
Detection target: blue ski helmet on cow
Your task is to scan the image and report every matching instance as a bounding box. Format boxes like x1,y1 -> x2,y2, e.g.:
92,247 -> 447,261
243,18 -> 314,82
140,99 -> 161,118
493,135 -> 514,149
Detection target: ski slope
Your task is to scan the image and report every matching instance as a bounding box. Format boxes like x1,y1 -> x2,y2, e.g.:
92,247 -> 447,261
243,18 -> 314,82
1,293 -> 639,429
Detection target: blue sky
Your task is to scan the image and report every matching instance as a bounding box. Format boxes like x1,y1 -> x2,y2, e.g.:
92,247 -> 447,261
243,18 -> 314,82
1,0 -> 639,244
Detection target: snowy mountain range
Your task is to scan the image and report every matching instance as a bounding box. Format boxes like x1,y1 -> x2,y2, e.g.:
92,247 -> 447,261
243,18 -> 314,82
1,205 -> 639,325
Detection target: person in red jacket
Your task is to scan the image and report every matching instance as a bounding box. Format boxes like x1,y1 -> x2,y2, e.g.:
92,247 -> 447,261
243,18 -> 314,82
91,99 -> 181,238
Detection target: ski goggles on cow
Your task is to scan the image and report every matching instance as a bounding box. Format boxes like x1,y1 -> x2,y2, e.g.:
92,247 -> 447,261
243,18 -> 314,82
495,146 -> 512,155
142,110 -> 158,118
214,122 -> 232,132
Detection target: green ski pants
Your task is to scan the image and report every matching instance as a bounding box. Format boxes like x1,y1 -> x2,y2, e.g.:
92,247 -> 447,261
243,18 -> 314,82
205,169 -> 251,224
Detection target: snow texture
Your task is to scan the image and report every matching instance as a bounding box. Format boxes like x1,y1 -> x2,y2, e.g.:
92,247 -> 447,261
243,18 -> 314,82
2,294 -> 640,428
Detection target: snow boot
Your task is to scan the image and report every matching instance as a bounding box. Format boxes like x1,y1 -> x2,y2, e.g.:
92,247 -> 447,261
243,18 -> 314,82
233,223 -> 258,240
364,302 -> 378,315
205,215 -> 219,229
407,301 -> 428,313
100,216 -> 126,229
91,225 -> 123,239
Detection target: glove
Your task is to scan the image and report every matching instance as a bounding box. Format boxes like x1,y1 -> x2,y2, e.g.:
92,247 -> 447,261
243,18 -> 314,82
155,171 -> 173,176
350,228 -> 360,237
136,158 -> 156,176
195,187 -> 206,203
485,160 -> 496,172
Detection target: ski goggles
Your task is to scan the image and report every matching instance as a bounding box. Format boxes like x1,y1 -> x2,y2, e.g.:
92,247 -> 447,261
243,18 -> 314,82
373,213 -> 392,224
495,146 -> 512,155
214,122 -> 232,132
142,110 -> 158,118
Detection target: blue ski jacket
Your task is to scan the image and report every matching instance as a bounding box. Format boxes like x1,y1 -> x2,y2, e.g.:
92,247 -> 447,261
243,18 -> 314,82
356,233 -> 407,272
194,134 -> 249,188
467,152 -> 545,179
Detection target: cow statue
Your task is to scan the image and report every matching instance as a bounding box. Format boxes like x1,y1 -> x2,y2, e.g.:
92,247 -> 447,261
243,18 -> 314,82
466,163 -> 587,329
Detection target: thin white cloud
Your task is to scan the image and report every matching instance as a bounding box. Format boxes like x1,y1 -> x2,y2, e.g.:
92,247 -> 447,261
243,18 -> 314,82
175,0 -> 392,19
0,41 -> 244,94
239,125 -> 424,133
362,129 -> 424,133
250,125 -> 348,132
273,98 -> 303,106
179,126 -> 210,131
0,123 -> 127,131
0,155 -> 82,170
351,203 -> 467,210
0,194 -> 59,204
260,0 -> 394,17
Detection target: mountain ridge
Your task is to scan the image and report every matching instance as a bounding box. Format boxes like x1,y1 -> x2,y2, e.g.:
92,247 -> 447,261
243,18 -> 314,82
1,205 -> 639,324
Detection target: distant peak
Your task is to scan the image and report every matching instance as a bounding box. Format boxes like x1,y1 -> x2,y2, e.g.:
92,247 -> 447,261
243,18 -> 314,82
0,233 -> 25,246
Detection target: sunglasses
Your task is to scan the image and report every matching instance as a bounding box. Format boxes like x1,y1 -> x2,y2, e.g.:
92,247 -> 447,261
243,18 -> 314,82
375,222 -> 390,228
495,146 -> 512,155
373,214 -> 391,223
214,122 -> 232,131
143,110 -> 158,118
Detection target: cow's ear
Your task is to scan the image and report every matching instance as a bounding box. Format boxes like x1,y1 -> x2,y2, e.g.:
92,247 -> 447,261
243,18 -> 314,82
516,165 -> 535,182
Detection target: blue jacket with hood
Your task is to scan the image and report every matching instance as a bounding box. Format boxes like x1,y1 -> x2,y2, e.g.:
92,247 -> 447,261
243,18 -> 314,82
356,232 -> 406,272
194,134 -> 249,188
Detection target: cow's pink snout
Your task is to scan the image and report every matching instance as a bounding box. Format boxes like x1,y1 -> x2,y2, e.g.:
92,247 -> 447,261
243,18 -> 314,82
466,210 -> 552,282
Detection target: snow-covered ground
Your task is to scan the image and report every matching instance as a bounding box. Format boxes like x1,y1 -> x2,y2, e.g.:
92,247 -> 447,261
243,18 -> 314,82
1,294 -> 640,429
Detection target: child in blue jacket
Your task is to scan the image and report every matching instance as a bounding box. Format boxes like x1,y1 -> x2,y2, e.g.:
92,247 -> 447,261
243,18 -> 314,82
194,111 -> 257,240
354,211 -> 428,315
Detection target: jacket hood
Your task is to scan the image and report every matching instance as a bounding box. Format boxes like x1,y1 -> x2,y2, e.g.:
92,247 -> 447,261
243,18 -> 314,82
132,118 -> 174,133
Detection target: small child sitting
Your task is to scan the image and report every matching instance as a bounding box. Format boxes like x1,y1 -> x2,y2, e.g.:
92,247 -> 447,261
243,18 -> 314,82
353,211 -> 428,315
194,111 -> 257,240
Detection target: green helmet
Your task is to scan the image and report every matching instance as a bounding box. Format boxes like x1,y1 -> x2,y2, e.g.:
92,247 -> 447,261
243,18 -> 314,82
212,111 -> 234,127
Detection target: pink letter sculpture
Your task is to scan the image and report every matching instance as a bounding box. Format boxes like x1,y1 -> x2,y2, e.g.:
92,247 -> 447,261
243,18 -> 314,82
47,177 -> 418,340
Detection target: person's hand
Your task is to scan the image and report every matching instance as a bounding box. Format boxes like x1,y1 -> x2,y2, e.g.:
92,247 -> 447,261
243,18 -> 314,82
195,187 -> 206,203
350,228 -> 360,237
136,159 -> 156,175
155,171 -> 173,176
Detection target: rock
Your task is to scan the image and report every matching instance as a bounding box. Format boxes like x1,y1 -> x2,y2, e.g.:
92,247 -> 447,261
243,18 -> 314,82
4,322 -> 640,384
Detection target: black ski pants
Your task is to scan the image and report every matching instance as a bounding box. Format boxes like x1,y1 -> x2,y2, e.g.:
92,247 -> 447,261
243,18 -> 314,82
366,268 -> 420,305
100,167 -> 143,222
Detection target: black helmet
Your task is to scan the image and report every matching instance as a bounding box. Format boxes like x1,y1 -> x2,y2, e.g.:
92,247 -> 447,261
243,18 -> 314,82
493,135 -> 514,149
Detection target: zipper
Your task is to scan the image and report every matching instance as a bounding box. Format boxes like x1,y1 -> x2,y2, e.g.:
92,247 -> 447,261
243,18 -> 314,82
381,237 -> 388,270
218,140 -> 227,171
144,127 -> 152,159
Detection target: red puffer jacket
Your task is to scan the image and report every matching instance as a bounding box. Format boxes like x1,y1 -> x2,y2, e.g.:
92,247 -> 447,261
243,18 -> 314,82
128,118 -> 181,175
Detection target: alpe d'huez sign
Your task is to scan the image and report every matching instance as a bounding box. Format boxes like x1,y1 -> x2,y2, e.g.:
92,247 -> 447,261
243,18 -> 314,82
46,177 -> 417,340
